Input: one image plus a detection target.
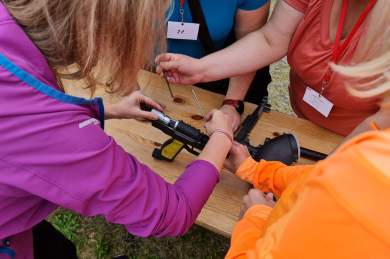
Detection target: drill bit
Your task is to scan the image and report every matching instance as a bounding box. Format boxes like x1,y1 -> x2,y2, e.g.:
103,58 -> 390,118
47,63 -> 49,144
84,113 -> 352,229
191,87 -> 205,117
164,76 -> 175,100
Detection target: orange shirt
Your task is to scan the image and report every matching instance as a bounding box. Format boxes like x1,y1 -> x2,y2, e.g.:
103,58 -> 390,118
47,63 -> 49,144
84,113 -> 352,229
226,128 -> 390,259
286,0 -> 379,136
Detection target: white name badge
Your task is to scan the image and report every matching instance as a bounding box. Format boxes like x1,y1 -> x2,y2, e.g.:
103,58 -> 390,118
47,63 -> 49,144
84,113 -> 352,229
167,21 -> 200,40
303,87 -> 334,118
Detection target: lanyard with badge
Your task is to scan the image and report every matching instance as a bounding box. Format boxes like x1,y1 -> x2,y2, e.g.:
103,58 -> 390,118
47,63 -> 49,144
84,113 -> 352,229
167,0 -> 200,40
303,0 -> 377,118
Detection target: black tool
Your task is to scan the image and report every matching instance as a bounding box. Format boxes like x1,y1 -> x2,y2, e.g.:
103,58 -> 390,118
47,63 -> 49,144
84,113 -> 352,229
141,102 -> 300,165
234,97 -> 327,162
235,96 -> 271,143
233,97 -> 299,164
300,147 -> 327,161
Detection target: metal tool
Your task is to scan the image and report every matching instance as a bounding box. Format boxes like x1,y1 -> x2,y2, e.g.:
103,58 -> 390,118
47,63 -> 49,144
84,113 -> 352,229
191,87 -> 205,116
164,76 -> 175,100
140,103 -> 300,164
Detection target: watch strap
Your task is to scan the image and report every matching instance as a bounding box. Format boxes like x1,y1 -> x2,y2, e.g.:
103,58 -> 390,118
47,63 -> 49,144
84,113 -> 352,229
222,99 -> 244,115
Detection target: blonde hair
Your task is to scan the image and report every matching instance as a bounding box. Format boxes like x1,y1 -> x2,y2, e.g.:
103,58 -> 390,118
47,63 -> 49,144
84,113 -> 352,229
352,0 -> 390,62
4,0 -> 171,95
331,0 -> 390,107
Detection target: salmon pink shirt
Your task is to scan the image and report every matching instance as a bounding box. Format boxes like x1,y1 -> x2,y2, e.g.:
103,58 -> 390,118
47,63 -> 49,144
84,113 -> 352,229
285,0 -> 379,136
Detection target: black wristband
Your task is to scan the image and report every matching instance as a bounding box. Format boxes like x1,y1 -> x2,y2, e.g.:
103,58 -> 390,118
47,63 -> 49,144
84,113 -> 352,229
222,99 -> 244,115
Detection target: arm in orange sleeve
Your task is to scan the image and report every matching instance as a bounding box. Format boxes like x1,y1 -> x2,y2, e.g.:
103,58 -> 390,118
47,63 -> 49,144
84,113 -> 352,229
226,205 -> 273,259
228,131 -> 390,259
236,157 -> 314,197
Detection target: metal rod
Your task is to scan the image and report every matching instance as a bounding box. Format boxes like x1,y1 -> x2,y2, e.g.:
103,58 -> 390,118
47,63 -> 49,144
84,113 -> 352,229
191,87 -> 205,116
164,76 -> 175,100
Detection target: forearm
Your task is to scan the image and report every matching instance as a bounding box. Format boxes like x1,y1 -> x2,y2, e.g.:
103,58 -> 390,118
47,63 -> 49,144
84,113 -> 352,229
223,2 -> 270,101
225,73 -> 256,100
226,205 -> 272,259
102,154 -> 220,237
345,107 -> 390,142
199,29 -> 286,83
198,133 -> 232,171
104,102 -> 120,120
199,1 -> 302,83
237,158 -> 314,197
151,159 -> 220,237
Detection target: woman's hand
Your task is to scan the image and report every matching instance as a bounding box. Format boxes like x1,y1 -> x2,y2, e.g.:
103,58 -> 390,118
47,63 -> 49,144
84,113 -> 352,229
204,109 -> 233,138
240,189 -> 276,218
224,142 -> 251,173
155,53 -> 205,85
198,109 -> 233,171
219,105 -> 241,132
105,91 -> 163,120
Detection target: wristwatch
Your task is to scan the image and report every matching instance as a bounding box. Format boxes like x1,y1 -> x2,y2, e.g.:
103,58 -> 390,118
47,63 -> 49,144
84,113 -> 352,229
222,99 -> 244,115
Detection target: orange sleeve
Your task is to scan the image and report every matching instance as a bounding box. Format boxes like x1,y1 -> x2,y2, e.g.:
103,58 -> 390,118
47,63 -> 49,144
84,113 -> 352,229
226,205 -> 272,259
228,131 -> 390,259
236,157 -> 314,197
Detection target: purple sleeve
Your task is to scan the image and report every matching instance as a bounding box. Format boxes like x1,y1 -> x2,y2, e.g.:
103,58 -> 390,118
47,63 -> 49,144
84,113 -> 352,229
0,79 -> 219,237
3,115 -> 219,237
125,159 -> 219,237
0,4 -> 219,238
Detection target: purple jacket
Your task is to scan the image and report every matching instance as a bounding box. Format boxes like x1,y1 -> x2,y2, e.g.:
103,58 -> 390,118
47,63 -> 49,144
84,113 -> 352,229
0,3 -> 219,258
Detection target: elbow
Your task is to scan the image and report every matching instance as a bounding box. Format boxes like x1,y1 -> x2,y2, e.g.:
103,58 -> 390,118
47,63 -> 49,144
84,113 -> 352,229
124,205 -> 194,238
157,195 -> 197,237
266,35 -> 289,61
262,27 -> 290,61
148,188 -> 199,238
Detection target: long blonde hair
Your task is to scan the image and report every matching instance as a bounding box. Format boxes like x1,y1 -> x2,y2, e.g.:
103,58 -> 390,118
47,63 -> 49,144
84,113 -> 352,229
351,0 -> 390,64
332,0 -> 390,106
4,0 -> 171,94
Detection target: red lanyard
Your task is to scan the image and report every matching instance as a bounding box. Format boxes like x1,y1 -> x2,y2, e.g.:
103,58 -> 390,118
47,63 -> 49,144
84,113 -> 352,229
179,0 -> 185,23
321,0 -> 377,93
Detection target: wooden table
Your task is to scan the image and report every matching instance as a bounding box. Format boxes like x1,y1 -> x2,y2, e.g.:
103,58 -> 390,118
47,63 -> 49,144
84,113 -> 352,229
65,70 -> 343,237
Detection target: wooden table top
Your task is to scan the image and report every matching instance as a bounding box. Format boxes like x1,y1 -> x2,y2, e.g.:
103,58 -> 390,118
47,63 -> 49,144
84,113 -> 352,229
65,70 -> 344,237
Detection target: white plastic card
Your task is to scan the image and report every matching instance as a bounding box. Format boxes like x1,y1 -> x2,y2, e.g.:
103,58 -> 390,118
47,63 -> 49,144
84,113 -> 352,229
303,87 -> 334,118
167,21 -> 200,40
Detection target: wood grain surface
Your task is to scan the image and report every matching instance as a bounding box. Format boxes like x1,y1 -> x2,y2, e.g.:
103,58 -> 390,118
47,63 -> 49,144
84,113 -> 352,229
64,70 -> 343,237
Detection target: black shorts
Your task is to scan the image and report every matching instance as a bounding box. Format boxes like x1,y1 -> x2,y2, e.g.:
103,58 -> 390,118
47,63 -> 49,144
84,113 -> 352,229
33,221 -> 78,259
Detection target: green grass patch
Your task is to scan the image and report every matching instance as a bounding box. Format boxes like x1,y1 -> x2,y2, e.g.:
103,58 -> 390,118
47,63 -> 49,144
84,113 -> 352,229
48,209 -> 229,259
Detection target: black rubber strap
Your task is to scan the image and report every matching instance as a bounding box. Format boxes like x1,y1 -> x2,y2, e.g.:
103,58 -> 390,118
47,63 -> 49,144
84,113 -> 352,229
187,0 -> 215,55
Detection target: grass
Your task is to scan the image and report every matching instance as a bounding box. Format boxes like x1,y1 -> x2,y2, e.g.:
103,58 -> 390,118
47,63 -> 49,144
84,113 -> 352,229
49,209 -> 230,259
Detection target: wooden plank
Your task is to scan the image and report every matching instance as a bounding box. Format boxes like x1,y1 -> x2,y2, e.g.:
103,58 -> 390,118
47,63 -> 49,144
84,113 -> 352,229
64,70 -> 343,237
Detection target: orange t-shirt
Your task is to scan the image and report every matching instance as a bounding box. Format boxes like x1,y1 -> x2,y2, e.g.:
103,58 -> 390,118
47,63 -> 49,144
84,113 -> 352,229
285,0 -> 379,136
226,128 -> 390,258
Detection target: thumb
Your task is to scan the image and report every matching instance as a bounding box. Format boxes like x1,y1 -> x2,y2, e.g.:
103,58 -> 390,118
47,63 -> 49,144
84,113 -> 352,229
204,110 -> 215,122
